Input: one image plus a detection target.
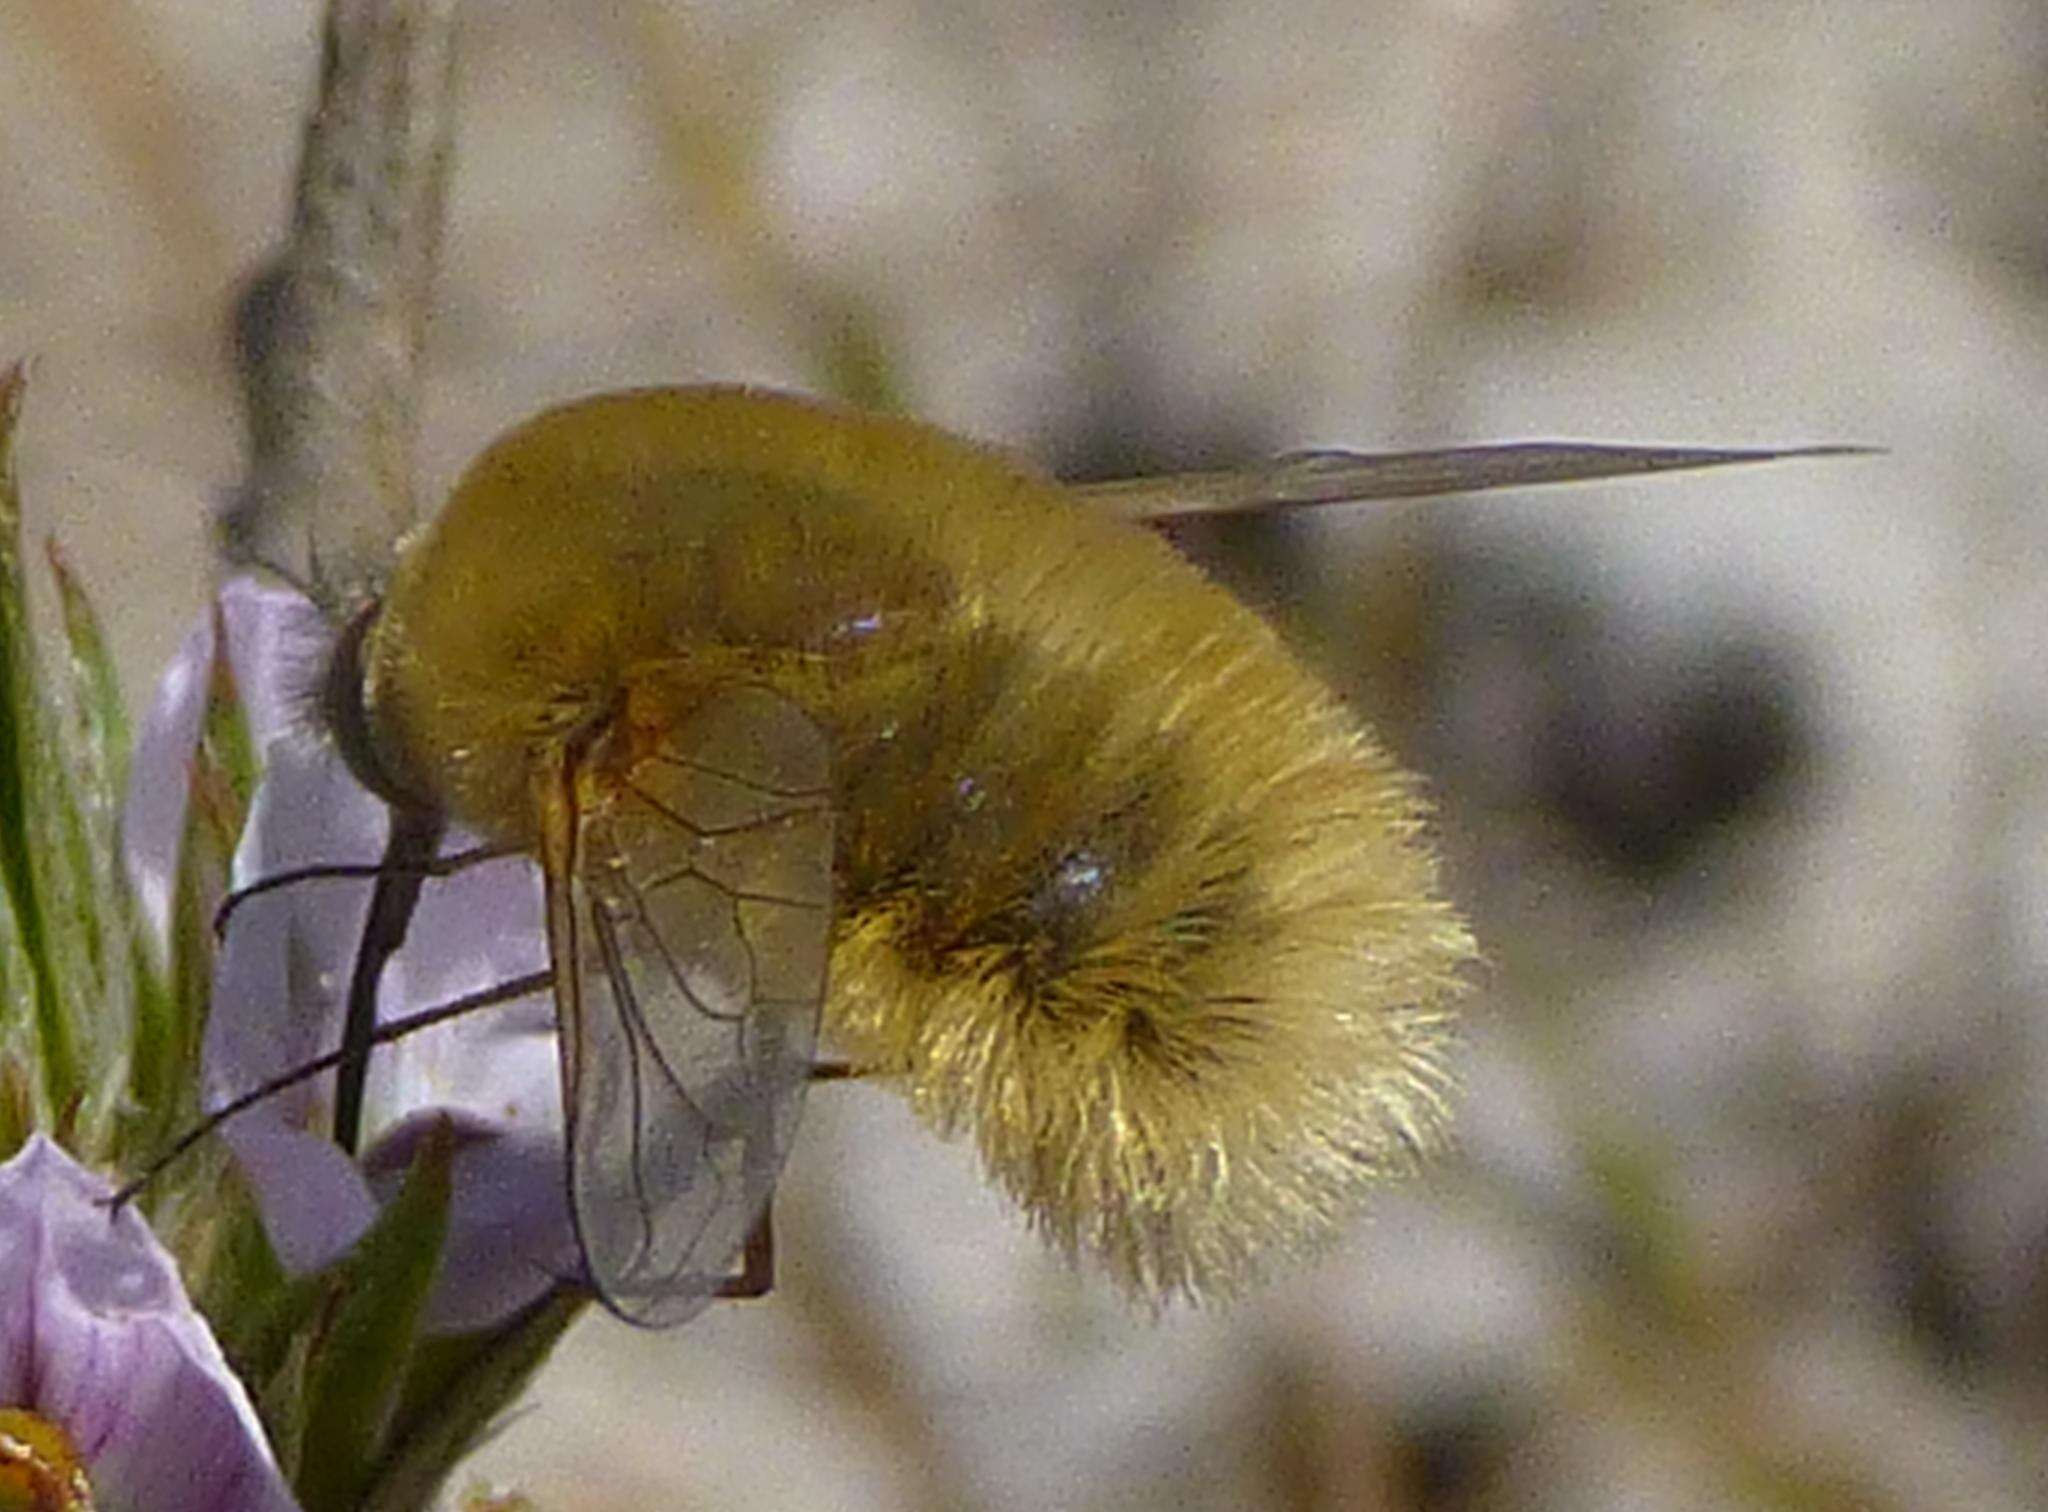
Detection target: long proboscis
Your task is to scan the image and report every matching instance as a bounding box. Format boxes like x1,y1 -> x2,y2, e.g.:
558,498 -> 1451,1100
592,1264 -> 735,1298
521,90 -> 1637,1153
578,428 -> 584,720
1073,442 -> 1877,522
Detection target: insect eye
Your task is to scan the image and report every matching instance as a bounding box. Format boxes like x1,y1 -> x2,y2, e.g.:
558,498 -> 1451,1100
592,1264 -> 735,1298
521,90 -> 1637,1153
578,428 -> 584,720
321,600 -> 432,810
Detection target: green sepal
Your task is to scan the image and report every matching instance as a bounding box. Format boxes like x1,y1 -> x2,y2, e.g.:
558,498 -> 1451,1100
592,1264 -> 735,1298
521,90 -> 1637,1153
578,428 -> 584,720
175,1145 -> 291,1363
292,1118 -> 454,1512
257,1320 -> 318,1489
363,1287 -> 588,1512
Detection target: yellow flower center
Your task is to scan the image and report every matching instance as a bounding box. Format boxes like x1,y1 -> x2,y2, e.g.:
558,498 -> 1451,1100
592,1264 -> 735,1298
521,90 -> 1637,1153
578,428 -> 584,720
0,1410 -> 94,1512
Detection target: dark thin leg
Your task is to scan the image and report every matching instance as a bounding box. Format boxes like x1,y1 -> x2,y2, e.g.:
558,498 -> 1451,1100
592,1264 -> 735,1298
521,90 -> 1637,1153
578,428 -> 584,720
334,805 -> 445,1151
706,1065 -> 860,1300
714,1207 -> 776,1299
212,841 -> 508,937
107,968 -> 553,1211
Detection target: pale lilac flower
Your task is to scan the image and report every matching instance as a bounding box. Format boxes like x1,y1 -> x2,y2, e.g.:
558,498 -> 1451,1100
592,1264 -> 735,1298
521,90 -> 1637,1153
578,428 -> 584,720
0,1135 -> 300,1512
126,582 -> 578,1332
120,578 -> 324,949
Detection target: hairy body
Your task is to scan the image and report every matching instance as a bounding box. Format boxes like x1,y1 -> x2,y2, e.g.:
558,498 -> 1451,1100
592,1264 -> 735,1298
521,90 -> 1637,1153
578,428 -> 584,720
345,387 -> 1471,1304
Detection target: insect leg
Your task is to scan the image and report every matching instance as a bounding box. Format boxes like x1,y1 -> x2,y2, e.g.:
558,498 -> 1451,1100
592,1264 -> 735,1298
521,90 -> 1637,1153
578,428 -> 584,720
212,840 -> 509,937
712,1208 -> 776,1300
108,967 -> 553,1211
695,1067 -> 858,1300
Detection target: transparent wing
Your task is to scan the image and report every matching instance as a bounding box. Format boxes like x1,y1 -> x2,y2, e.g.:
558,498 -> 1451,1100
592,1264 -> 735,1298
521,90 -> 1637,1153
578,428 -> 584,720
1070,441 -> 1873,522
544,685 -> 834,1327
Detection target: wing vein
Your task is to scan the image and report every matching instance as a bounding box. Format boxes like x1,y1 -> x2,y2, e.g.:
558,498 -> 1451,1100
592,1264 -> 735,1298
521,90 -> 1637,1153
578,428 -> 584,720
646,750 -> 830,801
622,774 -> 825,840
559,685 -> 835,1326
588,895 -> 665,1266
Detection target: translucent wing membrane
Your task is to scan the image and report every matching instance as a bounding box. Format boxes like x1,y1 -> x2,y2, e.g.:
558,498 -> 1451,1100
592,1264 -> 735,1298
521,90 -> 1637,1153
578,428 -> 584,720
549,686 -> 835,1326
1071,441 -> 1873,521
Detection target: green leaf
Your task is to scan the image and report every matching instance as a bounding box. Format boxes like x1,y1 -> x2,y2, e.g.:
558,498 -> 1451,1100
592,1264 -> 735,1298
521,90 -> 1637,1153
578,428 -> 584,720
124,612 -> 254,1157
108,934 -> 177,1172
294,1119 -> 454,1512
44,542 -> 138,1067
0,1053 -> 30,1161
0,895 -> 22,1088
0,361 -> 79,1115
258,1323 -> 317,1490
0,362 -> 143,1149
38,549 -> 130,1137
174,1145 -> 290,1360
365,1288 -> 587,1512
191,594 -> 262,829
43,538 -> 131,809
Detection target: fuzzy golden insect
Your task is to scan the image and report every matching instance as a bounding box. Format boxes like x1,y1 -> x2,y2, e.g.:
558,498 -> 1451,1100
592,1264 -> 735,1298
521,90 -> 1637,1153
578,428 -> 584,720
328,386 -> 1814,1322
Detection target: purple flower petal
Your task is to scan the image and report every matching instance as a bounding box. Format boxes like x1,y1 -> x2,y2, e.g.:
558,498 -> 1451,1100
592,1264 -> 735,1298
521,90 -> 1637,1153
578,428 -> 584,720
120,579 -> 329,948
363,1115 -> 577,1334
146,581 -> 576,1330
0,1136 -> 300,1512
204,737 -> 387,1274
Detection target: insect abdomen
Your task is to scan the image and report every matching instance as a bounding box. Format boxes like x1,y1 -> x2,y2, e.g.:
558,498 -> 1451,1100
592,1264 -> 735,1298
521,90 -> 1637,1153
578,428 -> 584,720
813,460 -> 1471,1302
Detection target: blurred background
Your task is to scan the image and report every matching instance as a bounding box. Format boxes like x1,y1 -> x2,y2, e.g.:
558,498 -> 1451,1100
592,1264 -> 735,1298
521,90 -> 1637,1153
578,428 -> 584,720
5,0 -> 2047,1506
